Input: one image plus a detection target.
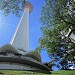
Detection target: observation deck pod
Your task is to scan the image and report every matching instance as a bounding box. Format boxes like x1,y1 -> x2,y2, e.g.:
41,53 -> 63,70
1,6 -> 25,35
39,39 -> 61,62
0,44 -> 51,74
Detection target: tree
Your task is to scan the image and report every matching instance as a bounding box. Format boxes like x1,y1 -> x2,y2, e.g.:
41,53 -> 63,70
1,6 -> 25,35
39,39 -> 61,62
0,0 -> 26,16
38,0 -> 75,69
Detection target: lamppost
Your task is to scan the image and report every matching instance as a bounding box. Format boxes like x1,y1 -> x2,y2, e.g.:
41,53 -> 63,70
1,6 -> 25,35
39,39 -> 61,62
64,26 -> 75,69
65,27 -> 75,43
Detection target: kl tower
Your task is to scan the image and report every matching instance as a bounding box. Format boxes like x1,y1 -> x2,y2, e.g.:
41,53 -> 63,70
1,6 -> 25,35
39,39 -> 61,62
0,1 -> 51,73
10,2 -> 32,54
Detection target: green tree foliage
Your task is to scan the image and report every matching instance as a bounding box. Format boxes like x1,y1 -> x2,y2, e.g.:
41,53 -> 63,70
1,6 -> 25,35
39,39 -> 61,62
0,0 -> 26,16
38,0 -> 75,69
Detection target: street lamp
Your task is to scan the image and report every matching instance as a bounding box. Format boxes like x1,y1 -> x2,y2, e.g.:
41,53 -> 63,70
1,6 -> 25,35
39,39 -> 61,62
65,27 -> 75,69
65,27 -> 75,43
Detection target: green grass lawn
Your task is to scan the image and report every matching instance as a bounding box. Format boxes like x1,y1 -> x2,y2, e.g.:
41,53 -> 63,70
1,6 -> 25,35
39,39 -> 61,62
0,70 -> 75,75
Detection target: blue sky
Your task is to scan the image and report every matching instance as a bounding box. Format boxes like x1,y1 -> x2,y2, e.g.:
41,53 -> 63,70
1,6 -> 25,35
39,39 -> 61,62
0,0 -> 50,63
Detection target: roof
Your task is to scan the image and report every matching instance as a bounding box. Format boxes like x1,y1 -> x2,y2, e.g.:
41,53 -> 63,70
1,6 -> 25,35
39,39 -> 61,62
25,51 -> 41,62
0,44 -> 41,62
0,44 -> 19,54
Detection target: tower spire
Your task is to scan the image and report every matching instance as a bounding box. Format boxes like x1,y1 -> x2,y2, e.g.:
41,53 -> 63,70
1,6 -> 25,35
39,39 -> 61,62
10,2 -> 32,54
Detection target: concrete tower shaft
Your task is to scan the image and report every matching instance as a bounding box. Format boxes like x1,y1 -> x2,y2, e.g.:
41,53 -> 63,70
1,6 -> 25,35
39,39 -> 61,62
10,2 -> 32,54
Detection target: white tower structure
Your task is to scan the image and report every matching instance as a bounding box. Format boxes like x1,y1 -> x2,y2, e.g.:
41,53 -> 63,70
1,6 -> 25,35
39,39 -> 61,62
10,2 -> 32,54
0,2 -> 51,73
